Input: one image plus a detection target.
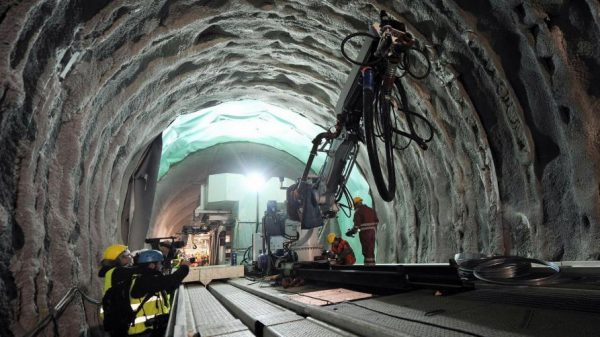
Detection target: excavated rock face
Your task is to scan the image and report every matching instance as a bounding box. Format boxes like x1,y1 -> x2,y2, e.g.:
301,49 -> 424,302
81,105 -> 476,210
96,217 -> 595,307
0,0 -> 598,335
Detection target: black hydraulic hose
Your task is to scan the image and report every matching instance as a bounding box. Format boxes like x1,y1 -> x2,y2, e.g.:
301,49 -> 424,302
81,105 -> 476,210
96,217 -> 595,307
341,32 -> 381,66
403,47 -> 431,80
467,256 -> 561,286
301,122 -> 341,182
398,87 -> 428,150
391,112 -> 430,150
391,79 -> 433,149
380,93 -> 397,197
241,245 -> 252,264
362,67 -> 396,201
301,131 -> 329,182
382,99 -> 397,185
392,118 -> 432,149
337,186 -> 353,218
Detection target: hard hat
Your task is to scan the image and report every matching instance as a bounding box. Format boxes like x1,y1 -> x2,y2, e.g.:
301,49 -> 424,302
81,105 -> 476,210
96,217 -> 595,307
353,196 -> 363,205
326,233 -> 337,244
103,244 -> 128,261
137,250 -> 164,264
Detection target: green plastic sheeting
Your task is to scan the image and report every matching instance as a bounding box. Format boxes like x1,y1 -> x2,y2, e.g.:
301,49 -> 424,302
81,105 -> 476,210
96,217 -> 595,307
160,100 -> 321,178
160,100 -> 373,263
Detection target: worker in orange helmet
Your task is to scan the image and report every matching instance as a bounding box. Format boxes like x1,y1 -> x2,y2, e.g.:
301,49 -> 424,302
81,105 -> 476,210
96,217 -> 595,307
352,196 -> 379,265
326,233 -> 356,265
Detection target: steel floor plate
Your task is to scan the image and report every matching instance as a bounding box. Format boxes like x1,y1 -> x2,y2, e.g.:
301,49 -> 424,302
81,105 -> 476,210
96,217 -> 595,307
209,282 -> 357,337
184,284 -> 254,336
326,289 -> 600,337
460,286 -> 600,313
265,319 -> 356,337
227,278 -> 600,337
196,320 -> 253,337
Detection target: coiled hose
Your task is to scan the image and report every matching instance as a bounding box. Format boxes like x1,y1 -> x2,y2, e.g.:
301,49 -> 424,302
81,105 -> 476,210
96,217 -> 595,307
456,255 -> 560,286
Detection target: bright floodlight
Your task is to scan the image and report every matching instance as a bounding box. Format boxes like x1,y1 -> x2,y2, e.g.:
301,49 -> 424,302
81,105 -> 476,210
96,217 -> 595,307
246,173 -> 266,192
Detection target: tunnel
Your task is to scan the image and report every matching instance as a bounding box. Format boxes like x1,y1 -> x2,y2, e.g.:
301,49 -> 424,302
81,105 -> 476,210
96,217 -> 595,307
1,1 -> 599,336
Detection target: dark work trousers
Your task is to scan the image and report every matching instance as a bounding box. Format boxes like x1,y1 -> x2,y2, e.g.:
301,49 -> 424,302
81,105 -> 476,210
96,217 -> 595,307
359,228 -> 376,265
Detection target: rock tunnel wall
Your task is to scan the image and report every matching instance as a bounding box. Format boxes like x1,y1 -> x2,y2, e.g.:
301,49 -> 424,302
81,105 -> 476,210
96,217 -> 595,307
0,0 -> 599,335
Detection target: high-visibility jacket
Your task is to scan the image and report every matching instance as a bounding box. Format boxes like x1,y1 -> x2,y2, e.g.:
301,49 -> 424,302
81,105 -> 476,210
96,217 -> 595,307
99,267 -> 126,321
331,239 -> 356,265
98,267 -> 116,322
128,275 -> 170,335
127,264 -> 189,334
103,267 -> 115,294
99,266 -> 139,335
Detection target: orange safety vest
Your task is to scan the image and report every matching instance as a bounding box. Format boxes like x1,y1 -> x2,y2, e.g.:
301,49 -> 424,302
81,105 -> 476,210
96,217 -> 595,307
331,239 -> 356,265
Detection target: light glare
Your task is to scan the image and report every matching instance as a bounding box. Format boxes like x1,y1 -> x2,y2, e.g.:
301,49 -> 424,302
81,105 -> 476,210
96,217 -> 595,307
246,173 -> 266,192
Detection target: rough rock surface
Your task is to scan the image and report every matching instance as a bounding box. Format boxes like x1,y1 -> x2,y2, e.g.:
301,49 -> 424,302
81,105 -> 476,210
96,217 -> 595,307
0,0 -> 599,335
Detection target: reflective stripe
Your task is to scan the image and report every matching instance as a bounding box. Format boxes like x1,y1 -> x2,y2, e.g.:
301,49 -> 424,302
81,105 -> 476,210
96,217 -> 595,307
130,295 -> 160,311
134,314 -> 157,324
128,277 -> 171,334
359,224 -> 377,230
101,299 -> 159,314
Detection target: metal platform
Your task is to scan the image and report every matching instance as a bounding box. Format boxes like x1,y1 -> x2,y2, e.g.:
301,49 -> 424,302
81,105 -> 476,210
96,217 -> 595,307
227,278 -> 600,337
168,263 -> 600,337
208,282 -> 358,337
167,283 -> 253,336
182,265 -> 245,285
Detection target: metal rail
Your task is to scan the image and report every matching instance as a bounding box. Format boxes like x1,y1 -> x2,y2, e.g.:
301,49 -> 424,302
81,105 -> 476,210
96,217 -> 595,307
293,263 -> 469,291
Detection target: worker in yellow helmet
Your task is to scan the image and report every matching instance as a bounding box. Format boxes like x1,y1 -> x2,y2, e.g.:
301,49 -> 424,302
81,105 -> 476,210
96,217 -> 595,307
99,244 -> 133,294
352,196 -> 379,266
98,244 -> 135,336
326,233 -> 356,265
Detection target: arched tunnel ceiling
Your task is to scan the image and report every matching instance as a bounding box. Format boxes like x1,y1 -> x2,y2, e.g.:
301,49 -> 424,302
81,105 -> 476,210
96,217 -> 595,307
150,141 -> 310,239
1,0 -> 600,335
158,99 -> 326,178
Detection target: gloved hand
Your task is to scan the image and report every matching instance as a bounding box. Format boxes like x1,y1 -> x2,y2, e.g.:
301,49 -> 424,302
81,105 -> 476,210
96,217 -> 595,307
345,227 -> 358,237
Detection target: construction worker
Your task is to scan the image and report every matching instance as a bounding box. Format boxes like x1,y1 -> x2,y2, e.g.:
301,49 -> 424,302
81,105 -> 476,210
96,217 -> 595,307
99,244 -> 134,291
98,244 -> 136,336
128,249 -> 189,336
326,233 -> 356,265
352,196 -> 379,265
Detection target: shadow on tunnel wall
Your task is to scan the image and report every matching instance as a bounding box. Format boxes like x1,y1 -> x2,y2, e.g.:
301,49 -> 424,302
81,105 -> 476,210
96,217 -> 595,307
120,135 -> 163,251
